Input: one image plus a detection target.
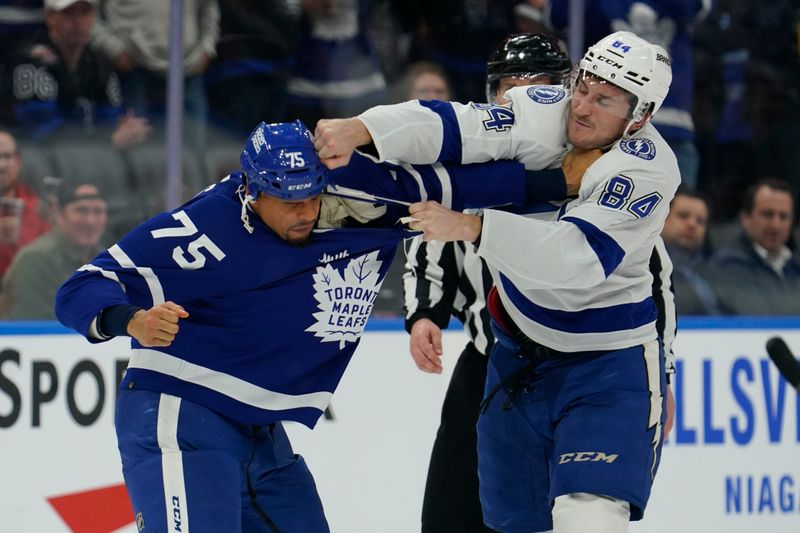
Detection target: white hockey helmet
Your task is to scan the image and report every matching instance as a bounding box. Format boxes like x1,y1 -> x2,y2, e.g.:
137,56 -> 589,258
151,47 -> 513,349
577,31 -> 672,127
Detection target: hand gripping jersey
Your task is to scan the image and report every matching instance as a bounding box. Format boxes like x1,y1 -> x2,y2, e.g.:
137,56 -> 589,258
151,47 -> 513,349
359,87 -> 680,371
55,157 -> 525,428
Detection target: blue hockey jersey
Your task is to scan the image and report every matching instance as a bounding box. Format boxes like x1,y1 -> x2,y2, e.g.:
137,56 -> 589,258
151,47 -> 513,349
55,157 -> 524,428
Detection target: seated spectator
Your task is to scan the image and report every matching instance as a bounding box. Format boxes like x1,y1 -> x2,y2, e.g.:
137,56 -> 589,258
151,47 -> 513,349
661,187 -> 721,315
0,181 -> 106,319
0,0 -> 151,148
398,61 -> 452,102
709,178 -> 800,315
0,130 -> 51,280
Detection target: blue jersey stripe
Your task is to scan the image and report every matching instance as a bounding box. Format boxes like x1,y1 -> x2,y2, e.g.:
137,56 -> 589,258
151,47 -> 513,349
499,274 -> 658,334
562,216 -> 625,278
419,99 -> 462,163
496,201 -> 560,215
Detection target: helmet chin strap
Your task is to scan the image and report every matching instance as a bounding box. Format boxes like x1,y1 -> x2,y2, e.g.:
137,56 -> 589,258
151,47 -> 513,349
237,184 -> 256,234
622,120 -> 638,139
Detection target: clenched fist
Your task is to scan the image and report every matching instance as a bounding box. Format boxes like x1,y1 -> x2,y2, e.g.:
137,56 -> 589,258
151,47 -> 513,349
314,118 -> 372,169
127,301 -> 189,347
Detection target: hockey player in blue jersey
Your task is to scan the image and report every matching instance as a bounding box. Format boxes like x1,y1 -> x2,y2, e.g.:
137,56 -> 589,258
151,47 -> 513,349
315,31 -> 678,533
54,120 -> 542,533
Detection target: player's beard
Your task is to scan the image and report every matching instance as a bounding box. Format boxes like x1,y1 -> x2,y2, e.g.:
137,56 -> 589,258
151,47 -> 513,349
285,225 -> 314,246
287,232 -> 313,247
285,213 -> 320,246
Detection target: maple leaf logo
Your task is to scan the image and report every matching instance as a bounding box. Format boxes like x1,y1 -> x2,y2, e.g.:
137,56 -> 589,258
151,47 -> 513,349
306,251 -> 384,348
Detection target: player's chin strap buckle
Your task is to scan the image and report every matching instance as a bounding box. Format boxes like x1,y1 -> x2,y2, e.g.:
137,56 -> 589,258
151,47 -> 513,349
237,184 -> 255,234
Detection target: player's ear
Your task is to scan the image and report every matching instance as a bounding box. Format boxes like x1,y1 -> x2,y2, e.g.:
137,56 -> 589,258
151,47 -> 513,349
628,112 -> 651,135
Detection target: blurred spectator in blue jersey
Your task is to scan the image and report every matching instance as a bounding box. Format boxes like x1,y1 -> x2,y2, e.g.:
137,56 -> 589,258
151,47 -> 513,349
0,1 -> 45,67
286,0 -> 387,128
0,181 -> 107,320
661,187 -> 722,315
393,0 -> 520,102
709,178 -> 800,315
691,0 -> 753,218
693,0 -> 800,221
0,0 -> 151,148
548,0 -> 709,190
90,0 -> 219,149
206,0 -> 302,136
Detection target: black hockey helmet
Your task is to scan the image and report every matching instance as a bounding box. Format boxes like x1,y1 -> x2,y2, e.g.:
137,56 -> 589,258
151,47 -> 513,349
486,33 -> 571,102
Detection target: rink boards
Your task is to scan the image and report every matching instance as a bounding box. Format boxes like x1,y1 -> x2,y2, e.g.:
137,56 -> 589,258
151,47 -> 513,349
0,319 -> 798,533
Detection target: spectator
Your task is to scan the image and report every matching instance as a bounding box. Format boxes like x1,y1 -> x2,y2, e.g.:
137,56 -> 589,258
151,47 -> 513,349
0,130 -> 51,280
393,0 -> 520,102
661,187 -> 721,315
399,61 -> 452,102
513,0 -> 551,35
0,182 -> 106,319
287,0 -> 387,128
90,0 -> 220,148
548,0 -> 709,189
709,178 -> 800,315
206,0 -> 302,135
0,0 -> 151,148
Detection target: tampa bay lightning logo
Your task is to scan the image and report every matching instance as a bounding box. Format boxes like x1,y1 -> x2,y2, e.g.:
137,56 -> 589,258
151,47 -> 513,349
619,138 -> 656,160
527,86 -> 566,104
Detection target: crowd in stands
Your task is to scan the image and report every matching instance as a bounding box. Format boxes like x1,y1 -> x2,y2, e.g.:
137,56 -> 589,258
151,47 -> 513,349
0,0 -> 799,319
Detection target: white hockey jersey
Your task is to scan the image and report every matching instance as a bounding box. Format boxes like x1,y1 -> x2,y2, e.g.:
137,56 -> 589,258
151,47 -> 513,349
359,86 -> 680,368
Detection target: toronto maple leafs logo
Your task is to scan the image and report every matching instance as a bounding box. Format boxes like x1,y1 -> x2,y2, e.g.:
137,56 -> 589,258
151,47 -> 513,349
305,251 -> 385,348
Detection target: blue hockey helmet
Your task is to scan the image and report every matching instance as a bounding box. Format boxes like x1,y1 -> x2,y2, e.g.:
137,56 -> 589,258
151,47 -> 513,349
240,120 -> 328,201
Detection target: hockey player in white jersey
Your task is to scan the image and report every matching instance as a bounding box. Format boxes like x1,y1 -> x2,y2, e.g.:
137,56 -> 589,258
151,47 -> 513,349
315,31 -> 679,533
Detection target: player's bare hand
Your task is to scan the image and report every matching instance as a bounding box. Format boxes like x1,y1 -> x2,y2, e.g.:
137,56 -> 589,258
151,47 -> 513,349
409,318 -> 444,373
314,118 -> 372,169
127,301 -> 189,347
407,201 -> 482,243
562,147 -> 603,196
664,384 -> 675,440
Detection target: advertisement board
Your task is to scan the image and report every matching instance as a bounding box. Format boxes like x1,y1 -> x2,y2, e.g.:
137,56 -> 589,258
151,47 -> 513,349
1,320 -> 798,533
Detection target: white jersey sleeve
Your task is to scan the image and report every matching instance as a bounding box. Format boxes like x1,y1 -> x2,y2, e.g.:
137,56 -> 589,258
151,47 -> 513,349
357,86 -> 569,170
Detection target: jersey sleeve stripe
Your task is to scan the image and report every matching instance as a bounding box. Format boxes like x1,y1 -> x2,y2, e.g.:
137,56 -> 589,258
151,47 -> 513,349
398,162 -> 428,201
108,244 -> 166,305
419,99 -> 463,163
77,263 -> 125,289
561,216 -> 626,277
499,274 -> 658,334
430,163 -> 453,208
